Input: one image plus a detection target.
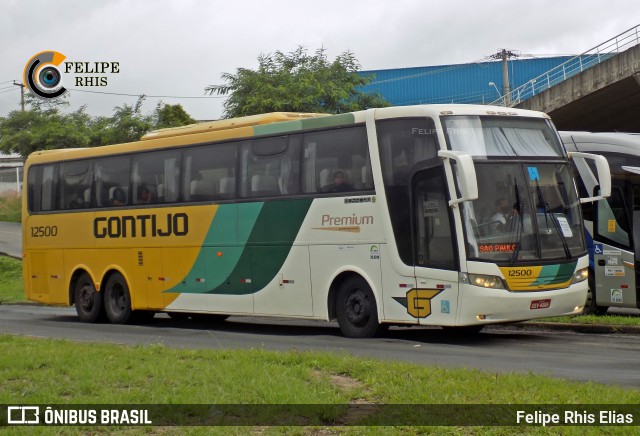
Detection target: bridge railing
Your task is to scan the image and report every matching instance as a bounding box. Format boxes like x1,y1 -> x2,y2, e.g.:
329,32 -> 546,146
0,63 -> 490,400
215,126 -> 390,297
491,24 -> 640,107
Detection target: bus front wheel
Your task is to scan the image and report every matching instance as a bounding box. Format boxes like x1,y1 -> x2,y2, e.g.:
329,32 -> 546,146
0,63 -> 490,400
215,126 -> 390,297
104,272 -> 132,324
74,273 -> 103,323
583,270 -> 608,315
336,276 -> 381,338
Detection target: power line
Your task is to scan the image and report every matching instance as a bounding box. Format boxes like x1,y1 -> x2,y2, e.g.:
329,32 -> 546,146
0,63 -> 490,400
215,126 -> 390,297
0,80 -> 15,86
0,87 -> 19,95
68,88 -> 226,99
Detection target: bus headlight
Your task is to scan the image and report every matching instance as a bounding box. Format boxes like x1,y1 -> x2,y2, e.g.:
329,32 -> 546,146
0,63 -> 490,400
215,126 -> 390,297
571,267 -> 589,284
468,274 -> 505,290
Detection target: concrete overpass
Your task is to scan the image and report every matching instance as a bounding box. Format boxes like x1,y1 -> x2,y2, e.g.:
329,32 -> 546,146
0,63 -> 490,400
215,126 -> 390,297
516,44 -> 640,132
497,25 -> 640,132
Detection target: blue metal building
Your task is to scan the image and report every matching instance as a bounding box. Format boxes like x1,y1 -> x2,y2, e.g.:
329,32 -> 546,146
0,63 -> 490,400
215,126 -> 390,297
360,56 -> 600,106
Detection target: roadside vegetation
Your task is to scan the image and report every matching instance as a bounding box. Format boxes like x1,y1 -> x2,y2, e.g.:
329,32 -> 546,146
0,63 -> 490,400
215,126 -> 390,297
541,314 -> 640,326
0,334 -> 638,434
0,256 -> 22,303
0,193 -> 20,222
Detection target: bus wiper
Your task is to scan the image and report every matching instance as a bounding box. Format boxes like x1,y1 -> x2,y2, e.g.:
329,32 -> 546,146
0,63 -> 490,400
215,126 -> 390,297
509,179 -> 524,265
535,182 -> 571,260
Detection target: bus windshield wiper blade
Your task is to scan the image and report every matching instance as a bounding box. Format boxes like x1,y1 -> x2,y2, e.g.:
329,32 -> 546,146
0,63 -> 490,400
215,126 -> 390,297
536,183 -> 571,260
509,179 -> 524,265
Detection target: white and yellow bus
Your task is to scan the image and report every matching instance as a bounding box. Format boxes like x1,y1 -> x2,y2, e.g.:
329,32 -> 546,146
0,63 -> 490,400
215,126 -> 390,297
23,105 -> 610,337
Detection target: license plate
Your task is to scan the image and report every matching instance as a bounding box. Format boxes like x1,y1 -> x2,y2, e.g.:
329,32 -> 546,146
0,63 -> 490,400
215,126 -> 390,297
530,299 -> 551,309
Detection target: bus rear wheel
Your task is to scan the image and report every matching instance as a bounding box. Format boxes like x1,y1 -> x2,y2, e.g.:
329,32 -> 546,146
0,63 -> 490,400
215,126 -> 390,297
104,272 -> 132,324
336,276 -> 381,338
74,273 -> 103,323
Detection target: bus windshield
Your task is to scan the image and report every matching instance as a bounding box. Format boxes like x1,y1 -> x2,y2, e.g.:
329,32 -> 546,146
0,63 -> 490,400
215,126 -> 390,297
459,162 -> 586,263
443,116 -> 564,157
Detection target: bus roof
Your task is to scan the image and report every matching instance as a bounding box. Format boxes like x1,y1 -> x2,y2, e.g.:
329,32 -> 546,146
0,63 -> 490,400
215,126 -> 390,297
25,105 -> 552,165
141,112 -> 330,141
560,131 -> 640,155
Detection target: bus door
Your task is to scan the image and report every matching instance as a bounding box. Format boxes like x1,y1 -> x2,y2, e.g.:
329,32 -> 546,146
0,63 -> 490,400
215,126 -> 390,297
593,186 -> 635,308
411,167 -> 460,324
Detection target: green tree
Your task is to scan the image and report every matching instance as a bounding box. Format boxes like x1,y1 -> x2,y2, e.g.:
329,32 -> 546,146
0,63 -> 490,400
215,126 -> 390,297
0,103 -> 91,158
154,102 -> 195,129
91,98 -> 195,146
205,46 -> 388,118
0,94 -> 197,157
90,96 -> 153,145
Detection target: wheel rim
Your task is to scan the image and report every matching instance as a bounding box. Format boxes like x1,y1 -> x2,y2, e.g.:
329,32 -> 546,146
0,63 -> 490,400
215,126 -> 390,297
78,282 -> 94,312
110,282 -> 126,314
345,289 -> 370,326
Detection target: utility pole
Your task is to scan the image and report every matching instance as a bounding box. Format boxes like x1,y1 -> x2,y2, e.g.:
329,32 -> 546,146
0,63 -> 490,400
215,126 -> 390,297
12,81 -> 25,112
491,49 -> 519,106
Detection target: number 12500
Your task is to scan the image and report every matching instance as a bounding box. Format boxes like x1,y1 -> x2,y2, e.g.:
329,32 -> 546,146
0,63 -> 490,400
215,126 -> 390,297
31,225 -> 58,238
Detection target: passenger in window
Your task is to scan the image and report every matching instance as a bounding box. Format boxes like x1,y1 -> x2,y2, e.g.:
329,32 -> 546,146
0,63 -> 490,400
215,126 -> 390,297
490,197 -> 518,232
322,170 -> 354,193
111,188 -> 127,206
138,185 -> 154,203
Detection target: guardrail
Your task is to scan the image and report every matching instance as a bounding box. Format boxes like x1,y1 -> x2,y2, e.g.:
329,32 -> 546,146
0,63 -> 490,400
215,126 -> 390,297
491,24 -> 640,106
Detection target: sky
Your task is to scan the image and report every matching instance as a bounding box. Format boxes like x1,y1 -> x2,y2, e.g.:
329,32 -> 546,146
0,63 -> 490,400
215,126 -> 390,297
1,0 -> 638,121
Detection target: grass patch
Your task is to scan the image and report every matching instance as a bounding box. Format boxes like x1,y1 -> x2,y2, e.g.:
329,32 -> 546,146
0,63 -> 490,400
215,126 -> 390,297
0,193 -> 21,223
540,314 -> 640,326
0,256 -> 23,303
0,334 -> 639,434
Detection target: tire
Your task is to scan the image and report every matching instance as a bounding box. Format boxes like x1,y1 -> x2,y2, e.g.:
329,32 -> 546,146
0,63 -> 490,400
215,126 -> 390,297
103,272 -> 133,324
336,276 -> 381,338
74,272 -> 103,323
583,270 -> 608,315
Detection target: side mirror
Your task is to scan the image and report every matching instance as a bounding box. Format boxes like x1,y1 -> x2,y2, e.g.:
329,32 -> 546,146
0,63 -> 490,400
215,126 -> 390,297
568,152 -> 611,203
438,150 -> 478,206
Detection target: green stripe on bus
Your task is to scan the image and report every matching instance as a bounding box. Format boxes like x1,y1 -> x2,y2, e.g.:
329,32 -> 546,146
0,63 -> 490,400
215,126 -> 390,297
208,198 -> 313,295
252,113 -> 355,136
164,202 -> 264,294
165,199 -> 313,295
531,262 -> 577,286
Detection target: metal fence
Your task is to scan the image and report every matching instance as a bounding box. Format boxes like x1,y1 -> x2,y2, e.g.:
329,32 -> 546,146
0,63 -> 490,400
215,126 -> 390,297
0,167 -> 23,196
492,24 -> 640,106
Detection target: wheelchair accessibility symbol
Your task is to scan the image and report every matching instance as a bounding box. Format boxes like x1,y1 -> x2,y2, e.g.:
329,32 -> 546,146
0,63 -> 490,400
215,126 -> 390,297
594,244 -> 603,255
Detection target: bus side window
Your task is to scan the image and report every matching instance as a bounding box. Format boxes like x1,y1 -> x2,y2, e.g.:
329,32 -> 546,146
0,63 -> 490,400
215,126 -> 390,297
95,156 -> 131,208
59,160 -> 92,210
40,164 -> 58,212
595,186 -> 631,249
301,126 -> 370,194
183,143 -> 237,201
27,166 -> 38,212
241,135 -> 300,198
132,150 -> 181,205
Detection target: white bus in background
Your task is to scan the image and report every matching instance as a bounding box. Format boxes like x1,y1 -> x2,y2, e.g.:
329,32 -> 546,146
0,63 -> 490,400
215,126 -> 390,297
562,131 -> 640,314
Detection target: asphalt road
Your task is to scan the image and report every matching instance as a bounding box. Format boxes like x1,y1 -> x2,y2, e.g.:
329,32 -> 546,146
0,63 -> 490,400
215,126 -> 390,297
0,221 -> 20,258
2,303 -> 640,388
